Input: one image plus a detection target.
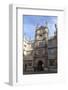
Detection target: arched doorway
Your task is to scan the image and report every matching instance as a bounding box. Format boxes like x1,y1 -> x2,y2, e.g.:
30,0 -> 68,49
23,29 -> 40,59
37,61 -> 44,71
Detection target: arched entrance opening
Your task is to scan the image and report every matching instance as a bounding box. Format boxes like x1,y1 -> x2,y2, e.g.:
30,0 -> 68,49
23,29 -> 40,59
37,61 -> 44,71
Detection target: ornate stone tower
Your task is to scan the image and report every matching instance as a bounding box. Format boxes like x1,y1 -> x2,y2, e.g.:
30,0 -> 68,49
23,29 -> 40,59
33,23 -> 48,72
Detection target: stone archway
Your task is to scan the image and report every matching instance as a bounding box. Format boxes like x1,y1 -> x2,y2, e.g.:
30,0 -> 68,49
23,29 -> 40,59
37,61 -> 44,71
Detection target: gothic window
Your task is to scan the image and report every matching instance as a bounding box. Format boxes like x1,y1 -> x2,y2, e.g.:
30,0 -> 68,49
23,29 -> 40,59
35,49 -> 45,56
35,50 -> 39,55
48,48 -> 57,58
39,41 -> 45,47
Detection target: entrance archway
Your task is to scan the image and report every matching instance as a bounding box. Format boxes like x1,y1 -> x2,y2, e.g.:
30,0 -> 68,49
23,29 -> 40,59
37,61 -> 44,71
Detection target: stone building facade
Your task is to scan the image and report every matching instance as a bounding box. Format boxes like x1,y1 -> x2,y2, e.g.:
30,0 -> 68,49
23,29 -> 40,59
23,39 -> 34,73
33,25 -> 48,72
48,26 -> 57,71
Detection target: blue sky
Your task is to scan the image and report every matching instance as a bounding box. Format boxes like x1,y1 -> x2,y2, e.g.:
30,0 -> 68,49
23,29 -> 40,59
23,15 -> 57,41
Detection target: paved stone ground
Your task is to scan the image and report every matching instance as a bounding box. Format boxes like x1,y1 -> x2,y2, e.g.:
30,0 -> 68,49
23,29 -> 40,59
23,69 -> 57,75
